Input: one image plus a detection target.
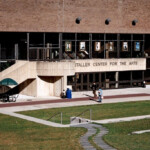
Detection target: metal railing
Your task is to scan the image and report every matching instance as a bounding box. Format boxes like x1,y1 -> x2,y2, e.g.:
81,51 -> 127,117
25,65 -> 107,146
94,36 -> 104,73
71,109 -> 92,123
29,47 -> 60,61
47,112 -> 63,124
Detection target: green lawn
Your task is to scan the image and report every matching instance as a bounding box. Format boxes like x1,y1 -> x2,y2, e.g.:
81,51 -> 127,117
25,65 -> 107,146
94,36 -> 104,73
1,101 -> 150,150
104,119 -> 150,150
0,114 -> 86,150
1,114 -> 150,150
20,100 -> 150,124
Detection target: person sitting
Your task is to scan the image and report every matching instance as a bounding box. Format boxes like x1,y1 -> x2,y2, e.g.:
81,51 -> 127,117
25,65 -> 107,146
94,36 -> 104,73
61,89 -> 66,98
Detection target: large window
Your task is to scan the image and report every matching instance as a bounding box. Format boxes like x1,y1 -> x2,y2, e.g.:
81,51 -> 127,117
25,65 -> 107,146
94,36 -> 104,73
67,71 -> 144,91
29,33 -> 60,60
62,33 -> 76,59
0,32 -> 27,60
0,32 -> 146,62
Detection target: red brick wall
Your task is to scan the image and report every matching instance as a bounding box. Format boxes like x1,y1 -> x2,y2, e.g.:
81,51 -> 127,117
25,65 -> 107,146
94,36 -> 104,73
0,0 -> 149,33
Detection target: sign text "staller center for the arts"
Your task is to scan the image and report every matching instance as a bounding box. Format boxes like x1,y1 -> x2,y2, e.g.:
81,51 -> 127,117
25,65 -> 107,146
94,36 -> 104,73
74,59 -> 146,72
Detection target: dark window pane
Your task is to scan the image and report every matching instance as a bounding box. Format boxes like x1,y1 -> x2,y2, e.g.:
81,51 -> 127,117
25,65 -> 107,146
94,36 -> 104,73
95,73 -> 99,82
83,85 -> 88,90
89,74 -> 93,83
83,74 -> 87,83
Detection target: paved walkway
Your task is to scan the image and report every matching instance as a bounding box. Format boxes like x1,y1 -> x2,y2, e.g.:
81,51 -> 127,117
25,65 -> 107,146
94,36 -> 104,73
1,92 -> 150,113
93,115 -> 150,124
0,87 -> 150,112
132,129 -> 150,134
0,110 -> 69,128
73,123 -> 117,150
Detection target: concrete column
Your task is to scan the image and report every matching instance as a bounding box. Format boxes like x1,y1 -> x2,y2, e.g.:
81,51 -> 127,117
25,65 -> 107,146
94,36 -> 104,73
62,75 -> 67,91
115,72 -> 119,88
54,77 -> 62,97
36,76 -> 54,97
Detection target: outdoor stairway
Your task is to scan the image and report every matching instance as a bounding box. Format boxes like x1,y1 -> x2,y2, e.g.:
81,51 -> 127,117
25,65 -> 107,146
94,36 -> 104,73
0,60 -> 36,85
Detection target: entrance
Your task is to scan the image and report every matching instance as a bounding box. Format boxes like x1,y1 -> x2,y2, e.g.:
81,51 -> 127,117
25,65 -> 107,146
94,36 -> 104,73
68,72 -> 105,91
67,71 -> 144,91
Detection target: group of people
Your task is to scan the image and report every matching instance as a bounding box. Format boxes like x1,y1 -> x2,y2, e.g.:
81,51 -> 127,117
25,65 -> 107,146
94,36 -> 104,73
91,82 -> 103,102
61,82 -> 103,102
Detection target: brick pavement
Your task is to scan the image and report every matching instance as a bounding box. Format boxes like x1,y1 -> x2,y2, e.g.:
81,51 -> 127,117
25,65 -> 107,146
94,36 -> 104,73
0,93 -> 150,108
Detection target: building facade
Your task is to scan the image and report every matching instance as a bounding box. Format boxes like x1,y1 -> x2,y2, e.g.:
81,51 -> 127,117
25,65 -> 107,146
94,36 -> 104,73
0,0 -> 150,97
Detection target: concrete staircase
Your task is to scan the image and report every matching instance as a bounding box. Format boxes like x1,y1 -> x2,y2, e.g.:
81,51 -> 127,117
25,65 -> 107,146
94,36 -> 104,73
0,60 -> 75,97
0,61 -> 36,84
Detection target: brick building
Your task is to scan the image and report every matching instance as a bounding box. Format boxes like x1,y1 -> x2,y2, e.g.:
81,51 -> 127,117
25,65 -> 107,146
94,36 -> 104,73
0,0 -> 150,97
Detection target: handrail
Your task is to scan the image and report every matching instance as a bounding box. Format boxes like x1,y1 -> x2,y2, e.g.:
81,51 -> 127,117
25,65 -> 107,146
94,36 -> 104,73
47,112 -> 63,124
29,47 -> 60,49
71,109 -> 92,122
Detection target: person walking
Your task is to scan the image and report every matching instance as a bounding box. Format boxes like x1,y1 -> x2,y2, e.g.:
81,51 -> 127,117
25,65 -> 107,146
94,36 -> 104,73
91,82 -> 97,99
98,88 -> 103,102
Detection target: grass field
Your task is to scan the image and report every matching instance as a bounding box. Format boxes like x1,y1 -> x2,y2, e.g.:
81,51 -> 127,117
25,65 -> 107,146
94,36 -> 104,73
104,119 -> 150,150
20,100 -> 150,124
0,114 -> 86,150
1,113 -> 149,150
1,100 -> 150,149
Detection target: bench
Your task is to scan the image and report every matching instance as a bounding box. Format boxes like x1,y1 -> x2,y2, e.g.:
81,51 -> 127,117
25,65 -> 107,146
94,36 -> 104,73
0,94 -> 18,102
